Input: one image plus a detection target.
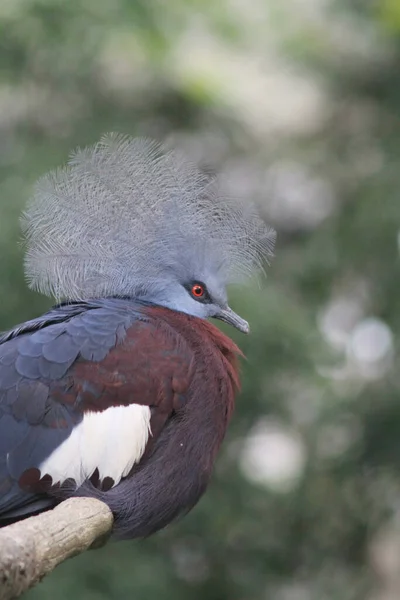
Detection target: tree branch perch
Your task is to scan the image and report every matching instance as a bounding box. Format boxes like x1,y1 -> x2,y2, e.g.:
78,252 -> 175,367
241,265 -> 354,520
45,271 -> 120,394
0,498 -> 113,600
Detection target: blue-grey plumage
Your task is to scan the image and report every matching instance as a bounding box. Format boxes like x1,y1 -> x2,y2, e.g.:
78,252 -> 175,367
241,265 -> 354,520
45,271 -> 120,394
22,133 -> 275,326
0,300 -> 145,520
0,134 -> 276,537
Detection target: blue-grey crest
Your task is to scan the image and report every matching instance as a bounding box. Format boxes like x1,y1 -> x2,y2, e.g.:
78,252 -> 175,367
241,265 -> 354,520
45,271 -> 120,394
21,133 -> 276,333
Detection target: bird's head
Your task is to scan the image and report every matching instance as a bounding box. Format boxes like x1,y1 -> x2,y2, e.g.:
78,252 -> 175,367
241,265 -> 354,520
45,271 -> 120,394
152,271 -> 250,334
22,134 -> 276,333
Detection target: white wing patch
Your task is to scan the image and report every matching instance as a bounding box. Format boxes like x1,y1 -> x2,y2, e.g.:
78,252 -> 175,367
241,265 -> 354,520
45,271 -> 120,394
39,404 -> 152,487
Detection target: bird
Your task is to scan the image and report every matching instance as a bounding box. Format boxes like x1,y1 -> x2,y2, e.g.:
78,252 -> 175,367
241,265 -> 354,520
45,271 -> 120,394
0,133 -> 275,539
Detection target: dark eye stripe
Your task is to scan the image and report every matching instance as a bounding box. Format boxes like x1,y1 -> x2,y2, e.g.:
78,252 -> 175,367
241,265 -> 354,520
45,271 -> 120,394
185,281 -> 212,304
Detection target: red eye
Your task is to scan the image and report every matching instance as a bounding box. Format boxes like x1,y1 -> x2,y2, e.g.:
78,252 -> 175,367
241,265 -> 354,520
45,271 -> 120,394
191,284 -> 204,298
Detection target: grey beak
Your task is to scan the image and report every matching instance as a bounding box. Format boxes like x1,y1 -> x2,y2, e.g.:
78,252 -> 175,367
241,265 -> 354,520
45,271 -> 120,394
214,307 -> 250,334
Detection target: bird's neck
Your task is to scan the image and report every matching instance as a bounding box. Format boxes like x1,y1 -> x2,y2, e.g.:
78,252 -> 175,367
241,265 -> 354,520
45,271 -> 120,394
141,303 -> 243,392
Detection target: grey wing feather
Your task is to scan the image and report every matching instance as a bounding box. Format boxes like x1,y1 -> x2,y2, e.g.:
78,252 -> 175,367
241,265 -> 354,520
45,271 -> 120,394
0,300 -> 134,521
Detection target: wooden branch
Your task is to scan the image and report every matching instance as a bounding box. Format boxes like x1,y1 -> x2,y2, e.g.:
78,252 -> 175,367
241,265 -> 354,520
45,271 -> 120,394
0,498 -> 113,600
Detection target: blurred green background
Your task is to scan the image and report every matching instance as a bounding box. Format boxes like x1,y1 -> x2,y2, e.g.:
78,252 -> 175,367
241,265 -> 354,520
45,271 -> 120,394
1,1 -> 400,599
